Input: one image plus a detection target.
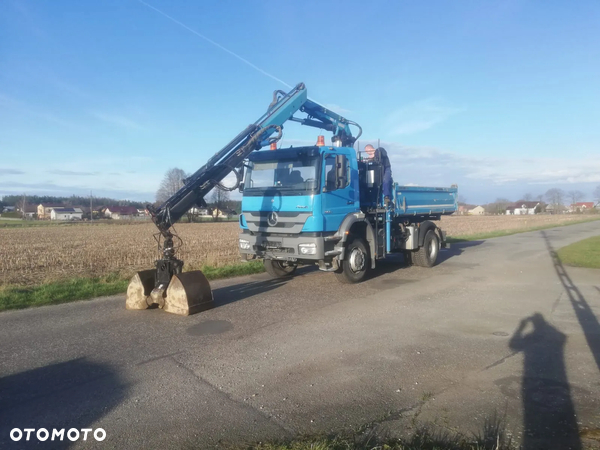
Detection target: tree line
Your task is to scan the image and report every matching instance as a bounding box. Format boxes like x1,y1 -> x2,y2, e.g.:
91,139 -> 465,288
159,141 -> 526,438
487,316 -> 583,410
0,194 -> 148,211
461,186 -> 600,215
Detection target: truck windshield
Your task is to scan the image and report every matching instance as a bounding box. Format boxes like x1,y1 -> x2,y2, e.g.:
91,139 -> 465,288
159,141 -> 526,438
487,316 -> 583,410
245,157 -> 319,194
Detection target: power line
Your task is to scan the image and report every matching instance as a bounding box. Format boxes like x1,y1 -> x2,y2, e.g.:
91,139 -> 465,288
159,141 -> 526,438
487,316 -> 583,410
135,0 -> 292,89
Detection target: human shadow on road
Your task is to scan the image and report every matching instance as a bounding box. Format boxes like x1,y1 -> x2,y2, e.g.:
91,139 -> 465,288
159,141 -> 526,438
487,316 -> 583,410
542,231 -> 600,372
509,313 -> 581,450
0,357 -> 127,449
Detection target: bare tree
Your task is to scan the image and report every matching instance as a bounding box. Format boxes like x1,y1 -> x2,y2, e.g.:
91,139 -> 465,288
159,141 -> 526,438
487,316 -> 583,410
490,198 -> 511,215
210,188 -> 230,221
17,193 -> 27,220
567,190 -> 584,211
156,168 -> 187,204
458,195 -> 467,205
545,188 -> 565,213
185,208 -> 198,223
522,193 -> 533,201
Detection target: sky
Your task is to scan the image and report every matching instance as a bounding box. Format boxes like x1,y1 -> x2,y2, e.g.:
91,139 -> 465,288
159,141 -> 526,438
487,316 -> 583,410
1,0 -> 599,205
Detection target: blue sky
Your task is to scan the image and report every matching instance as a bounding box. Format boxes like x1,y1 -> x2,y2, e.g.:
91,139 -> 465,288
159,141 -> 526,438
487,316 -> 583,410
1,0 -> 599,204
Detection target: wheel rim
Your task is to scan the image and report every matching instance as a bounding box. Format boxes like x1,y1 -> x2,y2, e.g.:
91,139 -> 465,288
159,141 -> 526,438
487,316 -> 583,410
428,237 -> 438,260
349,247 -> 366,273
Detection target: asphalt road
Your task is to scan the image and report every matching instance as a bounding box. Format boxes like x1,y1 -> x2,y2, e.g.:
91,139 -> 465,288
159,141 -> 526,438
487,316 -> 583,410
1,221 -> 600,449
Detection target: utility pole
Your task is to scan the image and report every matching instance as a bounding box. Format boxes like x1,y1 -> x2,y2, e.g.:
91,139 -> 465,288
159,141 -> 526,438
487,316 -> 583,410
22,193 -> 26,220
90,190 -> 93,223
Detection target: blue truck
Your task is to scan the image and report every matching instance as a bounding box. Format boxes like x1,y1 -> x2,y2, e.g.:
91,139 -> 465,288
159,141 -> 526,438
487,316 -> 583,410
126,83 -> 457,315
239,143 -> 457,283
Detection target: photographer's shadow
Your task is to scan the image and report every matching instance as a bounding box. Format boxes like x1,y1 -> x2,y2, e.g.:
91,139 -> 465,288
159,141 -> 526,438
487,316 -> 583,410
0,358 -> 127,449
509,313 -> 581,450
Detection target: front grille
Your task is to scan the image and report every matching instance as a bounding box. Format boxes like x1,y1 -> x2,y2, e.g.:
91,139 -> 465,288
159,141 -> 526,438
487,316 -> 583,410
256,245 -> 294,253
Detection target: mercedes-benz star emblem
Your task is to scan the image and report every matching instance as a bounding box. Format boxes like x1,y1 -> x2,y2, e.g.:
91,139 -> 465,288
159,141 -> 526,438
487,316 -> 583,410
267,212 -> 278,226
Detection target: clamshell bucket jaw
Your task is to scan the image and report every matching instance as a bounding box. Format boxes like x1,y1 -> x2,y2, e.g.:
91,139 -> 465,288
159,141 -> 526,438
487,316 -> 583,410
126,270 -> 156,310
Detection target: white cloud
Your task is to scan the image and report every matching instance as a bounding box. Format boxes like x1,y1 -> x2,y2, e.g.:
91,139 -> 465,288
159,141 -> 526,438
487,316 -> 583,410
385,98 -> 463,135
376,141 -> 600,186
373,140 -> 600,202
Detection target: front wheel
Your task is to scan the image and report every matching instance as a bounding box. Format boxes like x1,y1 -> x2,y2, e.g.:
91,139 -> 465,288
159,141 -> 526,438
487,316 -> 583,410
334,238 -> 370,284
264,259 -> 297,278
414,230 -> 439,268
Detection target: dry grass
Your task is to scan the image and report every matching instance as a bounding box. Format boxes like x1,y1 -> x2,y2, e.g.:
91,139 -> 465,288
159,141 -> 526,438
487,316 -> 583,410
0,222 -> 241,286
439,214 -> 598,238
1,215 -> 597,286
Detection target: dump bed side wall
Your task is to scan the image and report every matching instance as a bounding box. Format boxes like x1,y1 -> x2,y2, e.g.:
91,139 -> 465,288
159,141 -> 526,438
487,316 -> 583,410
394,185 -> 458,216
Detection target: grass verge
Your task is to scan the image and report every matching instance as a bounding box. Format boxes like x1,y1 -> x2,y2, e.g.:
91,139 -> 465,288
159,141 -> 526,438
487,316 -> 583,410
0,273 -> 129,311
0,219 -> 60,228
557,235 -> 600,269
225,416 -> 511,450
447,216 -> 600,243
0,260 -> 265,312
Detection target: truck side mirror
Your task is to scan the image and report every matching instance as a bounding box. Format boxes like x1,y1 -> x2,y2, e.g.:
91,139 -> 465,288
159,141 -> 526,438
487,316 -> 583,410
335,155 -> 348,189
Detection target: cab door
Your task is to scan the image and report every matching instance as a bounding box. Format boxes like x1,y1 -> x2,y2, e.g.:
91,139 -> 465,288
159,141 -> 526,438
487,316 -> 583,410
321,153 -> 356,232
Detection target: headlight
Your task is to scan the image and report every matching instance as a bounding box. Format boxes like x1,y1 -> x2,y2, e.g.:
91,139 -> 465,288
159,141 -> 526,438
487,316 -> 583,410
239,239 -> 250,250
298,243 -> 316,255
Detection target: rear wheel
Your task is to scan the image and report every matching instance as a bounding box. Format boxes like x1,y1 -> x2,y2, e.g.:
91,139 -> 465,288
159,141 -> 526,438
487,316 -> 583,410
414,230 -> 439,268
334,237 -> 370,284
264,259 -> 297,278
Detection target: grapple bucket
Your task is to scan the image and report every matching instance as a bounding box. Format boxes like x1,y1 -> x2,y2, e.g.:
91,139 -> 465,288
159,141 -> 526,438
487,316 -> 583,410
164,271 -> 214,316
126,270 -> 214,316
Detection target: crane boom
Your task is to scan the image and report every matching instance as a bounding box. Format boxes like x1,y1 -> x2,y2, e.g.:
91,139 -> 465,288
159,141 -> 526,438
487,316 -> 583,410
149,83 -> 361,233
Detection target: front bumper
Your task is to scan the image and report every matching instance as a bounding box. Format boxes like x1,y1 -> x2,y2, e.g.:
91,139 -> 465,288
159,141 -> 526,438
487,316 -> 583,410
239,233 -> 326,261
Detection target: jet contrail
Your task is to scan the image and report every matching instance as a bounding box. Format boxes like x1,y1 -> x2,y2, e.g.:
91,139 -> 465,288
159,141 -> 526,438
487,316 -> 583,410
135,0 -> 292,89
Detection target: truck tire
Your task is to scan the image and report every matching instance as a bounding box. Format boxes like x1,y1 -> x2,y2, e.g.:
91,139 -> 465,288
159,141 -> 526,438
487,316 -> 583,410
334,237 -> 370,284
264,259 -> 297,278
414,230 -> 439,268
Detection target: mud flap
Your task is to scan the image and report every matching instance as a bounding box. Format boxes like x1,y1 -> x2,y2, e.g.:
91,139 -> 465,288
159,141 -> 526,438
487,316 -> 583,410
163,271 -> 214,316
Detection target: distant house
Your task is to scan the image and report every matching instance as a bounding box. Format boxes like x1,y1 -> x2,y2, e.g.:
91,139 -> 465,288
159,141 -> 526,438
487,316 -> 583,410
104,206 -> 139,220
50,207 -> 83,221
17,204 -> 37,218
457,204 -> 476,215
211,208 -> 237,219
468,206 -> 485,215
187,207 -> 208,216
506,201 -> 539,215
569,202 -> 595,213
38,203 -> 65,219
211,208 -> 228,218
2,206 -> 16,213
